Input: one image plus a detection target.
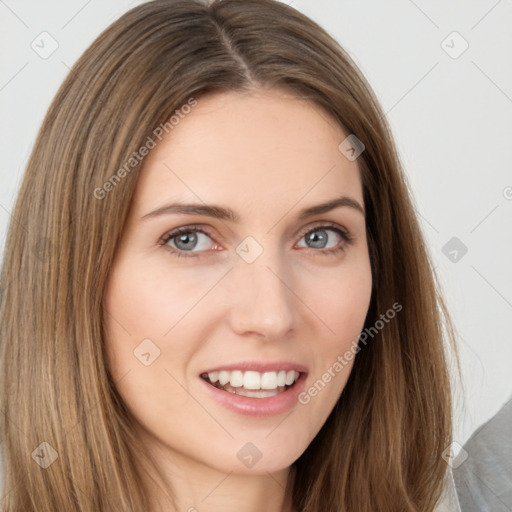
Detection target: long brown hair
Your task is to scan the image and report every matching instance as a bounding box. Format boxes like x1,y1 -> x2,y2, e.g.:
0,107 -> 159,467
0,0 -> 458,510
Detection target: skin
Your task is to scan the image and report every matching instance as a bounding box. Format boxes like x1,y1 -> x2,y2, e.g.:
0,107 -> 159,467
103,88 -> 373,512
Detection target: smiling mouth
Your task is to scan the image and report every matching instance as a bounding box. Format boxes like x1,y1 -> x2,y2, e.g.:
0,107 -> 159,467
200,370 -> 301,398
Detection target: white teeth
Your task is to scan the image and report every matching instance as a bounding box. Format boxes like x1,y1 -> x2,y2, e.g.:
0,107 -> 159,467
233,388 -> 279,398
218,370 -> 230,386
230,370 -> 244,388
203,369 -> 301,390
261,372 -> 277,389
285,370 -> 296,386
208,371 -> 219,383
243,371 -> 261,390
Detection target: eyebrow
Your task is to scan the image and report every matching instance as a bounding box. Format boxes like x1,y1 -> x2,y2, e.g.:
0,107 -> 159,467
141,195 -> 365,222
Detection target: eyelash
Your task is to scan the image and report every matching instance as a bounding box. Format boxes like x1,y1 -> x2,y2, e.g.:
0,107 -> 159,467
159,223 -> 355,260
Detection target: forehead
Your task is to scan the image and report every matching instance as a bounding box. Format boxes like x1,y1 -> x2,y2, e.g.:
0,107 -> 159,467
133,90 -> 363,214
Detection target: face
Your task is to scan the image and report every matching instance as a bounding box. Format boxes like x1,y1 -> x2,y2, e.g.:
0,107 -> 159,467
103,89 -> 372,476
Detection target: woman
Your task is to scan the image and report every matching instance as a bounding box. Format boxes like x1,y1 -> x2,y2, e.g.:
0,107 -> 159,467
0,0 -> 460,510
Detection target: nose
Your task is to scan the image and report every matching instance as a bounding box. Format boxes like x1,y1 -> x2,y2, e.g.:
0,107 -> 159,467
226,247 -> 296,341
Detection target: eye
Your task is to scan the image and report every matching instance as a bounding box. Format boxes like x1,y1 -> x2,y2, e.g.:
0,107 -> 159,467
295,224 -> 353,255
160,225 -> 218,258
160,223 -> 354,259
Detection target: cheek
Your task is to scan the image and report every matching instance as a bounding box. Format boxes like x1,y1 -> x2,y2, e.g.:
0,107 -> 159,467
103,256 -> 222,337
102,256 -> 228,388
102,261 -> 205,435
312,259 -> 372,344
299,258 -> 372,412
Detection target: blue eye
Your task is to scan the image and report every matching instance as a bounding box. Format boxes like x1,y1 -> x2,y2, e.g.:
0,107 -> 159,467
160,223 -> 354,259
166,229 -> 211,252
161,226 -> 215,258
296,226 -> 350,251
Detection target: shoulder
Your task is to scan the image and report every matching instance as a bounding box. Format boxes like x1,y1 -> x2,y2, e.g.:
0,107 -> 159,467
452,397 -> 512,511
435,466 -> 462,512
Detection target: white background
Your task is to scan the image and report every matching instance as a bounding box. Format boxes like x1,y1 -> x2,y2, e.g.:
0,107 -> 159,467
0,0 -> 511,446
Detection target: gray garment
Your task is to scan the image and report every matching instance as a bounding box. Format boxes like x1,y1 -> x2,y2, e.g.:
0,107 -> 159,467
437,467 -> 463,512
453,397 -> 512,512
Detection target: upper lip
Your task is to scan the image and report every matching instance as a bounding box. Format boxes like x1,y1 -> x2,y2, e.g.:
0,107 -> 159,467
200,361 -> 309,375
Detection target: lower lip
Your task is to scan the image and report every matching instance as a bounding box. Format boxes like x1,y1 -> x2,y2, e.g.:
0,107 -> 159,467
199,373 -> 308,417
